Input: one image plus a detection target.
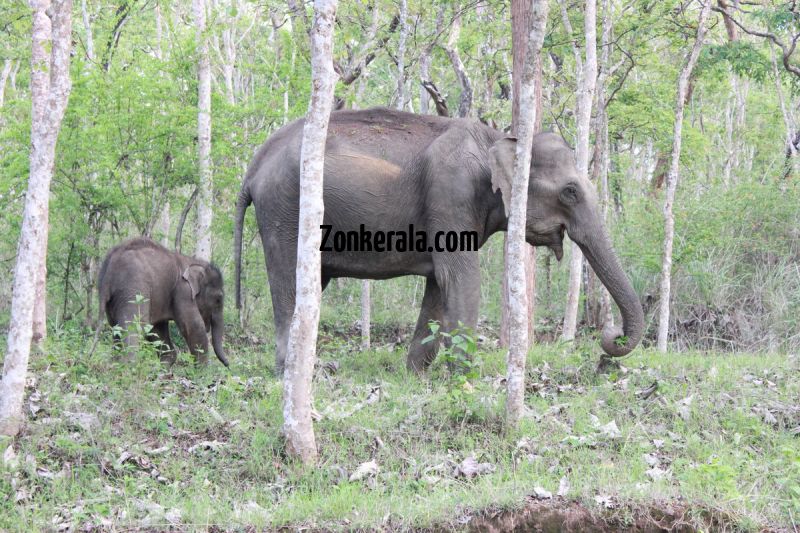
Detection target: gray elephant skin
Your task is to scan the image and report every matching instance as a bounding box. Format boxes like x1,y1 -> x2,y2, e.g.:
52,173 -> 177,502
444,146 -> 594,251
234,107 -> 643,373
98,238 -> 229,367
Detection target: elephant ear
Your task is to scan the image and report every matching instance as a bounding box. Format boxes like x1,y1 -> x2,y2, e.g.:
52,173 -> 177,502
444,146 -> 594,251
488,137 -> 517,215
182,265 -> 206,300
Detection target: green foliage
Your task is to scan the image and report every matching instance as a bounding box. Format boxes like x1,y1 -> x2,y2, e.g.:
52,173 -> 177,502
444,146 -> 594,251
700,41 -> 771,82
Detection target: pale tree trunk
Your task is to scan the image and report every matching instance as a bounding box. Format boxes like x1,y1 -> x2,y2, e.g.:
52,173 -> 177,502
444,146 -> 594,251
500,0 -> 539,349
285,46 -> 296,125
476,4 -> 499,127
395,0 -> 407,110
1,59 -> 13,107
718,2 -> 746,187
81,0 -> 94,62
360,279 -> 370,350
443,9 -> 472,118
193,0 -> 213,261
656,0 -> 711,353
506,0 -> 549,430
0,0 -> 73,437
9,60 -> 20,94
79,0 -> 99,324
31,246 -> 47,346
770,42 -> 800,176
418,5 -> 445,116
419,50 -> 431,114
155,3 -> 170,246
590,0 -> 613,327
354,2 -> 379,106
283,0 -> 338,465
562,0 -> 597,342
155,2 -> 163,61
213,0 -> 254,106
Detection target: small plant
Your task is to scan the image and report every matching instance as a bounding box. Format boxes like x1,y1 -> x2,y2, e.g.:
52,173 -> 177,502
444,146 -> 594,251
423,321 -> 481,396
110,295 -> 168,359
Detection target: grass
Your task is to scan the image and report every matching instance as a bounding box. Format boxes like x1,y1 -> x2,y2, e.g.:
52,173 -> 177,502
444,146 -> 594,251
1,322 -> 798,531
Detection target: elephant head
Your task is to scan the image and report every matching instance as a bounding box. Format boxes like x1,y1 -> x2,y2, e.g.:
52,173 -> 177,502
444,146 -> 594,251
489,133 -> 644,357
182,264 -> 230,367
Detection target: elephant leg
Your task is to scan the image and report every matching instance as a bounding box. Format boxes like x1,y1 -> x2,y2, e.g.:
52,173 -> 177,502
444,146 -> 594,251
174,305 -> 210,366
269,285 -> 295,376
434,253 -> 481,370
406,277 -> 444,372
151,321 -> 177,366
262,230 -> 298,375
114,299 -> 151,361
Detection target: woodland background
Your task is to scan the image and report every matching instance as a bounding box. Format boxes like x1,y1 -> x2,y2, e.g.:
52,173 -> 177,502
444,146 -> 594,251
1,0 -> 800,529
2,0 -> 800,352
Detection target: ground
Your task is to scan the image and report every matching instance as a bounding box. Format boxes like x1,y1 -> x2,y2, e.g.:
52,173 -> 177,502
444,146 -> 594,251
1,323 -> 798,531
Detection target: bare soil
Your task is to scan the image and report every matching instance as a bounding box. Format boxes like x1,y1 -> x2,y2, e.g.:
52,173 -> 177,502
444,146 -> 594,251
463,499 -> 772,533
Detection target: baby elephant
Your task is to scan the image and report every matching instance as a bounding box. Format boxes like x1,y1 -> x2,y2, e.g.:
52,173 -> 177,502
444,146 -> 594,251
97,238 -> 229,367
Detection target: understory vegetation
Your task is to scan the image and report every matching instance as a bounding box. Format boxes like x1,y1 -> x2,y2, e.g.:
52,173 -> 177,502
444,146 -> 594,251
4,0 -> 800,529
1,325 -> 798,530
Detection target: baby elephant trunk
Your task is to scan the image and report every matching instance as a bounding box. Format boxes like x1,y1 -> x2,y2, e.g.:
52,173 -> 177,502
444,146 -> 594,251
211,311 -> 229,367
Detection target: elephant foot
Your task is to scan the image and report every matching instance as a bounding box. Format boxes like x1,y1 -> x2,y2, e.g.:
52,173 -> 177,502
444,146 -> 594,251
406,345 -> 437,374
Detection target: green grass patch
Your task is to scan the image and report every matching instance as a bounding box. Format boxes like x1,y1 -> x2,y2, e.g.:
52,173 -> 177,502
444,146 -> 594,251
1,327 -> 797,530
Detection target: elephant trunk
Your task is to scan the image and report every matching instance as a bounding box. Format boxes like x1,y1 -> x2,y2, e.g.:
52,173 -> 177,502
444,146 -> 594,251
572,221 -> 644,357
211,311 -> 229,367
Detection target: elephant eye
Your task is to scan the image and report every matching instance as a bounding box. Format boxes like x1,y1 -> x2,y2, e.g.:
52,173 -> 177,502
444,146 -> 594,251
560,183 -> 580,205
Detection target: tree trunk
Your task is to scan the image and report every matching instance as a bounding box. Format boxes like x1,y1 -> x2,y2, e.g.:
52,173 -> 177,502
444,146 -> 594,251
587,0 -> 613,329
361,280 -> 370,350
656,0 -> 711,353
395,0 -> 407,110
506,0 -> 549,430
283,0 -> 338,465
419,50 -> 431,114
0,59 -> 13,107
81,0 -> 94,61
419,5 -> 445,115
562,0 -> 597,342
194,0 -> 213,261
770,42 -> 800,177
443,9 -> 472,118
500,0 -> 539,349
1,0 -> 73,437
31,249 -> 47,345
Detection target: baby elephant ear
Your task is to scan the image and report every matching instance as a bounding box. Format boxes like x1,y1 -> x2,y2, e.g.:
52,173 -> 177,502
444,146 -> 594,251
182,265 -> 206,300
488,137 -> 517,215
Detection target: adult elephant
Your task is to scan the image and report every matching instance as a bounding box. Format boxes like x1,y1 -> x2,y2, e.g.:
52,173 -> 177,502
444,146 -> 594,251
98,238 -> 229,367
234,108 -> 643,373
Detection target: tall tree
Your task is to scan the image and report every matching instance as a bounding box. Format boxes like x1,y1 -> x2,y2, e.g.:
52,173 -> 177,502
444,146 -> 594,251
194,0 -> 213,261
562,0 -> 598,342
505,0 -> 550,429
443,7 -> 472,118
588,0 -> 614,328
656,0 -> 712,352
500,0 -> 540,349
0,60 -> 13,107
283,0 -> 339,465
395,0 -> 408,110
360,279 -> 371,350
0,0 -> 73,437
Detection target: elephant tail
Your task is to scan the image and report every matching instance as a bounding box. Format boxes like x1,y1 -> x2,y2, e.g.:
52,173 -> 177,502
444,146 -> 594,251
96,252 -> 112,320
234,184 -> 252,310
89,253 -> 113,357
